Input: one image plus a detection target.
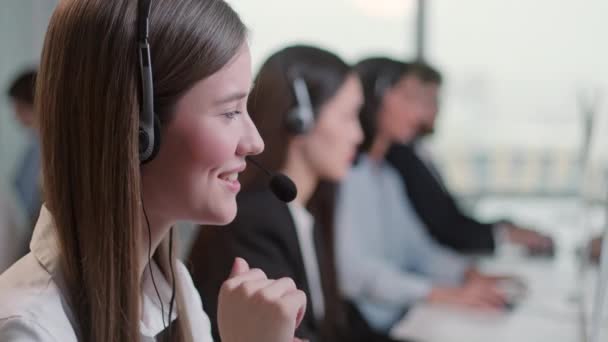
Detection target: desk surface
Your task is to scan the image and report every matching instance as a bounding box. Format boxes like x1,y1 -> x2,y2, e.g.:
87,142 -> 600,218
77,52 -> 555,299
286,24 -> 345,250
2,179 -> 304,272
390,258 -> 585,342
391,197 -> 604,342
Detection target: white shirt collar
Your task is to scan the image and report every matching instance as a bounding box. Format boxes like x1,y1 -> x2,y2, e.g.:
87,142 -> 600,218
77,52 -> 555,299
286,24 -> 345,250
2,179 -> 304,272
30,206 -> 178,338
287,202 -> 314,232
30,206 -> 61,277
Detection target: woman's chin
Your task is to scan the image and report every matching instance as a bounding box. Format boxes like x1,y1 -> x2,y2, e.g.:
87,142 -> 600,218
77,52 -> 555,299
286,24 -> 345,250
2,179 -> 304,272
198,205 -> 237,226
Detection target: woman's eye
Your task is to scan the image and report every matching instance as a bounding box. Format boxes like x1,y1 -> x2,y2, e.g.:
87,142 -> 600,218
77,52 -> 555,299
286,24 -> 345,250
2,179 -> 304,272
223,111 -> 241,120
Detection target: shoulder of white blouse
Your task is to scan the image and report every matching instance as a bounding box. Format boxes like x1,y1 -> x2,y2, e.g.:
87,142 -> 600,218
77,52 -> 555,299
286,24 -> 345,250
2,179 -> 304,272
0,315 -> 60,342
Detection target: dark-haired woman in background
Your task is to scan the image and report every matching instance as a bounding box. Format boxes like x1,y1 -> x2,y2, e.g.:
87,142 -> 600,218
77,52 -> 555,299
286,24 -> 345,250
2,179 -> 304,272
188,45 -> 378,341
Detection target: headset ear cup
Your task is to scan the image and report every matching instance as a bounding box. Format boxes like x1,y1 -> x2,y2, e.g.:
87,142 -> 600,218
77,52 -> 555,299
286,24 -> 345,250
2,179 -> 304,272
139,115 -> 161,164
149,114 -> 161,161
286,108 -> 304,134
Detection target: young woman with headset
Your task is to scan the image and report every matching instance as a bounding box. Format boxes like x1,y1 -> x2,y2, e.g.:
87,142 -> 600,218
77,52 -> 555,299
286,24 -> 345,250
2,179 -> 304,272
0,1 -> 306,341
188,45 -> 369,342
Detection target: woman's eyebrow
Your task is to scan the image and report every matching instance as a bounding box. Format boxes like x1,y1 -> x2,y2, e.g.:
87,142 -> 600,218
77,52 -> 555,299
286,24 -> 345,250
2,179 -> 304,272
214,82 -> 256,105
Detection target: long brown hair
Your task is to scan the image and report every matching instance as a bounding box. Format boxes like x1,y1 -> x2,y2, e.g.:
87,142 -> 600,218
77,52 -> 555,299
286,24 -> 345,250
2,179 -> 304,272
244,45 -> 352,341
36,1 -> 246,341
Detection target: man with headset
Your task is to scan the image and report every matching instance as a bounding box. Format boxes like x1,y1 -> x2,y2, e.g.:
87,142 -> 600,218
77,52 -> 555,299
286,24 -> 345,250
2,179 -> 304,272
385,62 -> 554,255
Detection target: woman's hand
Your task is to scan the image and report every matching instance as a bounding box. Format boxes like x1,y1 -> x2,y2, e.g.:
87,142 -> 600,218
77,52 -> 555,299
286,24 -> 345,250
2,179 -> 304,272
218,258 -> 307,342
427,280 -> 507,310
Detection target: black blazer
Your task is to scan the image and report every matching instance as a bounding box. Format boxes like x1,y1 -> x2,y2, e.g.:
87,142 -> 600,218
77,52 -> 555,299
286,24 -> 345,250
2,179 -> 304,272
386,143 -> 497,253
188,189 -> 344,342
188,190 -> 402,342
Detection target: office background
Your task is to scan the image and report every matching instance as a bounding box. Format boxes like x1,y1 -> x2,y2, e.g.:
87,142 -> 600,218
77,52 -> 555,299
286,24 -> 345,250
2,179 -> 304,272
1,0 -> 606,200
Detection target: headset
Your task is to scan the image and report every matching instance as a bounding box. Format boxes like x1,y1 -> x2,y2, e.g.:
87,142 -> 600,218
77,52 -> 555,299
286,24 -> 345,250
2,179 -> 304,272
285,76 -> 315,134
137,1 -> 175,340
138,0 -> 160,164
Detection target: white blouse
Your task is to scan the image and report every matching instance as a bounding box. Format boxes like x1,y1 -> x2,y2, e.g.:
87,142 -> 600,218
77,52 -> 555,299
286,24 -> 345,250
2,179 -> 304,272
0,206 -> 213,341
287,203 -> 325,321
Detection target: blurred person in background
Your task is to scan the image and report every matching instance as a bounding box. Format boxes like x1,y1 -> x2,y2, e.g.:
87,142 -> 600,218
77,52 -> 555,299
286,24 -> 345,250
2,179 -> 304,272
1,69 -> 40,273
0,191 -> 23,273
335,58 -> 513,334
7,69 -> 42,228
385,62 -> 554,255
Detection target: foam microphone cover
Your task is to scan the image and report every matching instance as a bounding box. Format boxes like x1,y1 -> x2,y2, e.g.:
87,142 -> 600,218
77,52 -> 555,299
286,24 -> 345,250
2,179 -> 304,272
269,173 -> 297,202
